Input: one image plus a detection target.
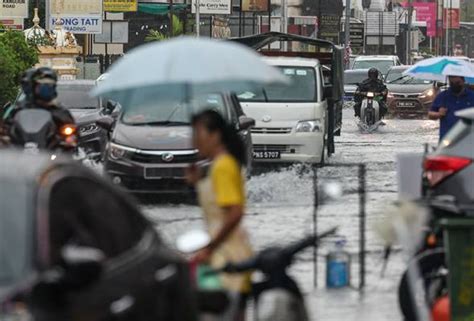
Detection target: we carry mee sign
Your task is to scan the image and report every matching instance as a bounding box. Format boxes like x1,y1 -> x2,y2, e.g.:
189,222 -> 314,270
46,0 -> 103,34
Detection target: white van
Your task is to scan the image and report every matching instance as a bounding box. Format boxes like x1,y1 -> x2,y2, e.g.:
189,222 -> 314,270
238,57 -> 328,164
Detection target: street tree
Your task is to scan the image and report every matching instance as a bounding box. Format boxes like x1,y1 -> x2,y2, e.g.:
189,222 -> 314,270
0,31 -> 38,106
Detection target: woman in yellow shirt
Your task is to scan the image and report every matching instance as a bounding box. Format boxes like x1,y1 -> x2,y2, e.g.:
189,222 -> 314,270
187,110 -> 253,321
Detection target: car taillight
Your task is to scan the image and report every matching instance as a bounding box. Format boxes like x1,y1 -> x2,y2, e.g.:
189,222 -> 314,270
423,156 -> 472,187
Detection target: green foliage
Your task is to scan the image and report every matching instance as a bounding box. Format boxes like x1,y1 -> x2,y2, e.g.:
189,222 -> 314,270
145,15 -> 184,42
0,31 -> 39,106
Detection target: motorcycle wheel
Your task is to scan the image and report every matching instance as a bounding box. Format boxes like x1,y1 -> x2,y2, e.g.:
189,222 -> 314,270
398,249 -> 447,321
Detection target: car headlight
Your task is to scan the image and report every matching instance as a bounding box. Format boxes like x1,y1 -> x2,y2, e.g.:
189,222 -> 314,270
419,88 -> 435,99
295,120 -> 322,133
109,143 -> 135,160
387,92 -> 394,98
79,123 -> 101,137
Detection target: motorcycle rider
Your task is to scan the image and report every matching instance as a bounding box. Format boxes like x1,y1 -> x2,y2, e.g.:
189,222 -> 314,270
354,68 -> 388,120
1,67 -> 76,145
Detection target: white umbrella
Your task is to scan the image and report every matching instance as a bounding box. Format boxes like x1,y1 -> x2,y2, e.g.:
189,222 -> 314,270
92,37 -> 288,106
403,56 -> 474,83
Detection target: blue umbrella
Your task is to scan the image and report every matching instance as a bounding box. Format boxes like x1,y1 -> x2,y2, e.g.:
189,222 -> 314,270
403,57 -> 474,84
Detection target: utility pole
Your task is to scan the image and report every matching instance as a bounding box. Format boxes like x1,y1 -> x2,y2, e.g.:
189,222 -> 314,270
407,0 -> 413,64
445,0 -> 449,55
344,0 -> 351,48
195,0 -> 200,37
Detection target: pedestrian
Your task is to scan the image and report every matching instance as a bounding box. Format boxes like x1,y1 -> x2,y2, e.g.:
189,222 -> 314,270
428,76 -> 474,140
186,110 -> 253,321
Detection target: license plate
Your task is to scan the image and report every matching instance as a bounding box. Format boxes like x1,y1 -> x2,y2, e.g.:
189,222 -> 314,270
397,101 -> 416,108
253,151 -> 281,159
343,95 -> 353,101
144,167 -> 184,179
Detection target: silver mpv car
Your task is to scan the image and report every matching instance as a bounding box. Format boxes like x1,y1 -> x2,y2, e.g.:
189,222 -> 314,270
424,108 -> 474,209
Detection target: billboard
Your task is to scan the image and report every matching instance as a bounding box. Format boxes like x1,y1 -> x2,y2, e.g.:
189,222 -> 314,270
104,0 -> 137,12
443,8 -> 460,29
191,0 -> 231,15
241,0 -> 268,12
413,2 -> 436,37
0,0 -> 28,18
0,18 -> 23,30
47,0 -> 103,34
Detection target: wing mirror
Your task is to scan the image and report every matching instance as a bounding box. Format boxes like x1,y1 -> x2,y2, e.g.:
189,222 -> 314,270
436,82 -> 446,88
97,116 -> 115,132
104,100 -> 118,115
323,85 -> 333,99
239,116 -> 255,130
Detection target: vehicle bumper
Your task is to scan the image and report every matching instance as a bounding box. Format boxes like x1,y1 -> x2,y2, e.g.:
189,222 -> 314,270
252,132 -> 325,164
387,97 -> 433,117
105,158 -> 194,194
78,131 -> 107,157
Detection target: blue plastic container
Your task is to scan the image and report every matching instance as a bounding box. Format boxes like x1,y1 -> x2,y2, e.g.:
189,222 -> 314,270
326,240 -> 351,288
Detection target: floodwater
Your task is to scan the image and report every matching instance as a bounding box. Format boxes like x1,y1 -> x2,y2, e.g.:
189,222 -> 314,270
141,109 -> 439,320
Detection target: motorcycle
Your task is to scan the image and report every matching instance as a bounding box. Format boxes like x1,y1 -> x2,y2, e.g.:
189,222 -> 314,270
180,228 -> 337,321
8,108 -> 77,157
358,91 -> 384,133
397,197 -> 473,321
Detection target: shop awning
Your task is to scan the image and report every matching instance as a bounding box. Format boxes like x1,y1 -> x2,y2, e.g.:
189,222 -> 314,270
138,3 -> 189,15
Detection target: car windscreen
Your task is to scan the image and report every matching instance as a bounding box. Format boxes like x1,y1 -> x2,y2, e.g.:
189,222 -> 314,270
57,84 -> 99,109
344,72 -> 367,85
121,88 -> 228,126
0,180 -> 34,296
237,66 -> 317,103
386,70 -> 433,85
353,60 -> 394,75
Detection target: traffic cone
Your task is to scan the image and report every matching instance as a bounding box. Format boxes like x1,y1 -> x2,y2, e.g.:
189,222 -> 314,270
432,296 -> 450,321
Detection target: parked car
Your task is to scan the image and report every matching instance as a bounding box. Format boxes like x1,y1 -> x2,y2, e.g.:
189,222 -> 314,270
352,55 -> 402,76
385,66 -> 438,118
103,91 -> 254,194
424,108 -> 474,207
12,80 -> 113,159
0,150 -> 195,321
238,57 -> 329,165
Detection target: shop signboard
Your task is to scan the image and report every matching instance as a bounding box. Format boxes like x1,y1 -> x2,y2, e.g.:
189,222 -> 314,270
47,0 -> 103,34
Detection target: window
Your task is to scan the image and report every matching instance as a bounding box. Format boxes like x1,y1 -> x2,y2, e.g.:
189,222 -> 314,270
237,66 -> 317,103
56,84 -> 100,110
353,60 -> 395,75
121,86 -> 229,126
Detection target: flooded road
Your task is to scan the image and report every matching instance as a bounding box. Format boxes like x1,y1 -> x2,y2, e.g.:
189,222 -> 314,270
142,109 -> 439,320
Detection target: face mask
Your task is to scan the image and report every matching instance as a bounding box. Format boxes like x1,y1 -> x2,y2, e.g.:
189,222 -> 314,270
450,83 -> 464,94
36,83 -> 57,101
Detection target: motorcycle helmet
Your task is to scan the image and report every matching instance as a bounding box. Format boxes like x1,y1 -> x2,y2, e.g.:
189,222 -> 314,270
368,68 -> 380,80
31,67 -> 58,103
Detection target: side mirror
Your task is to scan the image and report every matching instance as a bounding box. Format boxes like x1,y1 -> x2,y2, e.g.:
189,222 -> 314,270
97,116 -> 115,132
239,116 -> 255,130
323,85 -> 333,99
436,82 -> 446,88
105,100 -> 118,115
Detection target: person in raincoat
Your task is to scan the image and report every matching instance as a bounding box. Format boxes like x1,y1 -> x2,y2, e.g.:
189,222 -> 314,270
186,110 -> 253,321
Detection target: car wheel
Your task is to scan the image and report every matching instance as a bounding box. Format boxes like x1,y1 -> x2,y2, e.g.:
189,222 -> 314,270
398,249 -> 447,321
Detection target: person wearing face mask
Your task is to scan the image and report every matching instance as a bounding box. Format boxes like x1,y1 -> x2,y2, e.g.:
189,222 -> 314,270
429,76 -> 474,139
2,67 -> 75,134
